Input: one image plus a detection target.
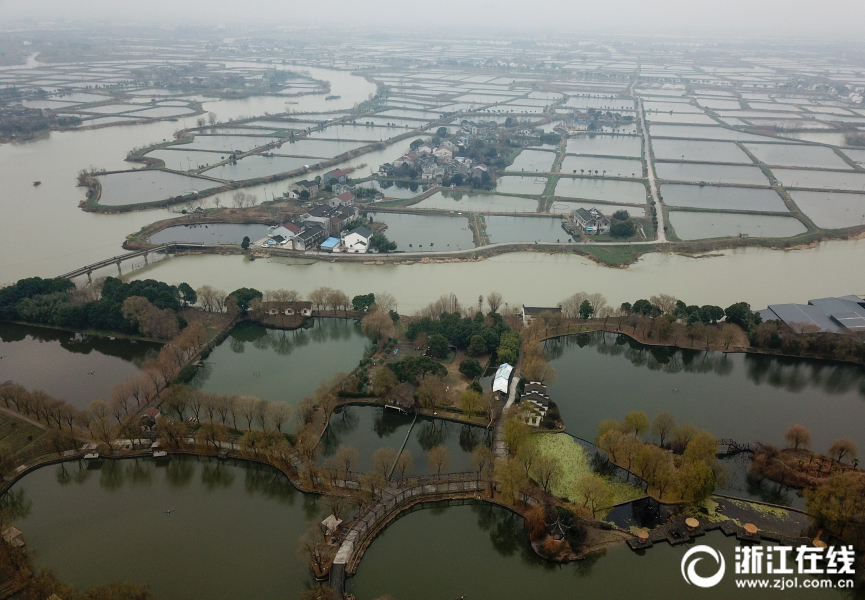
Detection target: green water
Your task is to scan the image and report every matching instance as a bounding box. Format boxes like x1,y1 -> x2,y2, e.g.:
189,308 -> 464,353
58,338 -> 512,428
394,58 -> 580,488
191,319 -> 371,407
10,456 -> 323,600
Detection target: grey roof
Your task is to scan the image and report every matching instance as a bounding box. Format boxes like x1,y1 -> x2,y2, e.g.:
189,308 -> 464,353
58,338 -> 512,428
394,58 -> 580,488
809,297 -> 865,316
297,225 -> 324,240
306,205 -> 332,218
348,226 -> 373,239
765,303 -> 841,333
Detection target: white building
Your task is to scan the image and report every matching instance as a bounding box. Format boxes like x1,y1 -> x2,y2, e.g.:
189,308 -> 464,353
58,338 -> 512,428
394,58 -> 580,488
343,226 -> 373,254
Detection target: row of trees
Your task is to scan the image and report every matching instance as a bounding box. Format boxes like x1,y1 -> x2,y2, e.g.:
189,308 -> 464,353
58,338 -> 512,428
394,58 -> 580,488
598,411 -> 722,502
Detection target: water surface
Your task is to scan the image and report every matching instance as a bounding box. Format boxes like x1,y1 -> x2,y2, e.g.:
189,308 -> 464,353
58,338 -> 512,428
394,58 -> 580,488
545,332 -> 865,451
11,456 -> 322,600
0,322 -> 159,409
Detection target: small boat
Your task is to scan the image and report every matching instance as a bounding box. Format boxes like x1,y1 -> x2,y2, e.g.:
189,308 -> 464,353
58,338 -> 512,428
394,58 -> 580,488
33,181 -> 41,186
325,95 -> 341,100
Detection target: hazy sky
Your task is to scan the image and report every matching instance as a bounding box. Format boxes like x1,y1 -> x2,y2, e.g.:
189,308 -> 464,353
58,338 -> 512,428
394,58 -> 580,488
1,0 -> 864,38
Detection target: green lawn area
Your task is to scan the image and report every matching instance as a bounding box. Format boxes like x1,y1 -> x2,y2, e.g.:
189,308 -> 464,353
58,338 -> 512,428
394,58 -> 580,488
0,414 -> 46,454
530,433 -> 644,509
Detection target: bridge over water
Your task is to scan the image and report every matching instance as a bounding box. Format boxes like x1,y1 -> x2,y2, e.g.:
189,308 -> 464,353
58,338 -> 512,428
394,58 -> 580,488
58,242 -> 206,281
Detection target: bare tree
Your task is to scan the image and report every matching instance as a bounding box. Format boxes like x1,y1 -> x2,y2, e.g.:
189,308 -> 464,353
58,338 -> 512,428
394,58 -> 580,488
395,451 -> 414,479
427,445 -> 452,475
486,291 -> 503,314
374,292 -> 398,314
267,402 -> 292,433
372,447 -> 398,480
829,438 -> 857,464
652,411 -> 676,447
236,396 -> 259,430
784,424 -> 811,451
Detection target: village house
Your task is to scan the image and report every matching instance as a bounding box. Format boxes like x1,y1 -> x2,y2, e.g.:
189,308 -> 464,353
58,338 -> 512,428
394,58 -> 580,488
343,225 -> 373,253
322,168 -> 347,185
269,220 -> 301,241
332,181 -> 357,195
261,300 -> 313,317
329,191 -> 355,208
519,381 -> 550,427
433,146 -> 454,162
573,207 -> 611,235
292,224 -> 327,251
290,179 -> 320,198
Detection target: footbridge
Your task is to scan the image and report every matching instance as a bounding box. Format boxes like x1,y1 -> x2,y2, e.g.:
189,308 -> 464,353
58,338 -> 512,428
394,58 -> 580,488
330,472 -> 495,594
59,242 -> 204,281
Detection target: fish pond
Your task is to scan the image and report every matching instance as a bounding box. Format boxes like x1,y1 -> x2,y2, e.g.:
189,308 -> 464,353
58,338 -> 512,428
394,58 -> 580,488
669,211 -> 807,240
96,170 -> 219,206
368,212 -> 474,250
484,215 -> 571,243
660,184 -> 788,212
148,223 -> 271,245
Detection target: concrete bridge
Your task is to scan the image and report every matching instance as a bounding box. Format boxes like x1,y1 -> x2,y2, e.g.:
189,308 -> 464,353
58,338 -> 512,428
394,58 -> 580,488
58,242 -> 204,281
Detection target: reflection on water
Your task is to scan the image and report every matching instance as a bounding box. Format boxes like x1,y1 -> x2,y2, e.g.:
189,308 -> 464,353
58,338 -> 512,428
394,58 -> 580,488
319,405 -> 489,474
0,322 -> 159,408
191,319 -> 371,406
349,503 -> 843,599
12,456 -> 319,600
545,332 -> 865,451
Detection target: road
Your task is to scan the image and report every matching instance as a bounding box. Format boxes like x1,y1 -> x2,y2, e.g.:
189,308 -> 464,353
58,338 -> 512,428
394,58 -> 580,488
638,97 -> 668,243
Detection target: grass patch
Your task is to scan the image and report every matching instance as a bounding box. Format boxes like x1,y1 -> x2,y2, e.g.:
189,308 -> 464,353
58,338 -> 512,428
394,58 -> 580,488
0,414 -> 46,456
530,433 -> 643,508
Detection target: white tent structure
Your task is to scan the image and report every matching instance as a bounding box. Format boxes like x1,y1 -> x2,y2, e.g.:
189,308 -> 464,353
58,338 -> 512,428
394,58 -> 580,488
492,363 -> 514,394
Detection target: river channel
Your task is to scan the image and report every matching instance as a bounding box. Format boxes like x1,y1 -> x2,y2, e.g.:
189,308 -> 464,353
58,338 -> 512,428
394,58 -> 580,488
125,239 -> 865,313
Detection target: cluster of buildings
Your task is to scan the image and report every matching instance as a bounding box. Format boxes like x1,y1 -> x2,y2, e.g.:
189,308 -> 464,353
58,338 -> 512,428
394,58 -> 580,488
262,169 -> 375,253
556,111 -> 590,135
758,295 -> 865,334
379,123 -> 493,182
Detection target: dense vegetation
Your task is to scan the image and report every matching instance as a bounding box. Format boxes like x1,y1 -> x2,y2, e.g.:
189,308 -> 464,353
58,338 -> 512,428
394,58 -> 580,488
0,106 -> 82,139
406,311 -> 514,359
0,276 -> 191,338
